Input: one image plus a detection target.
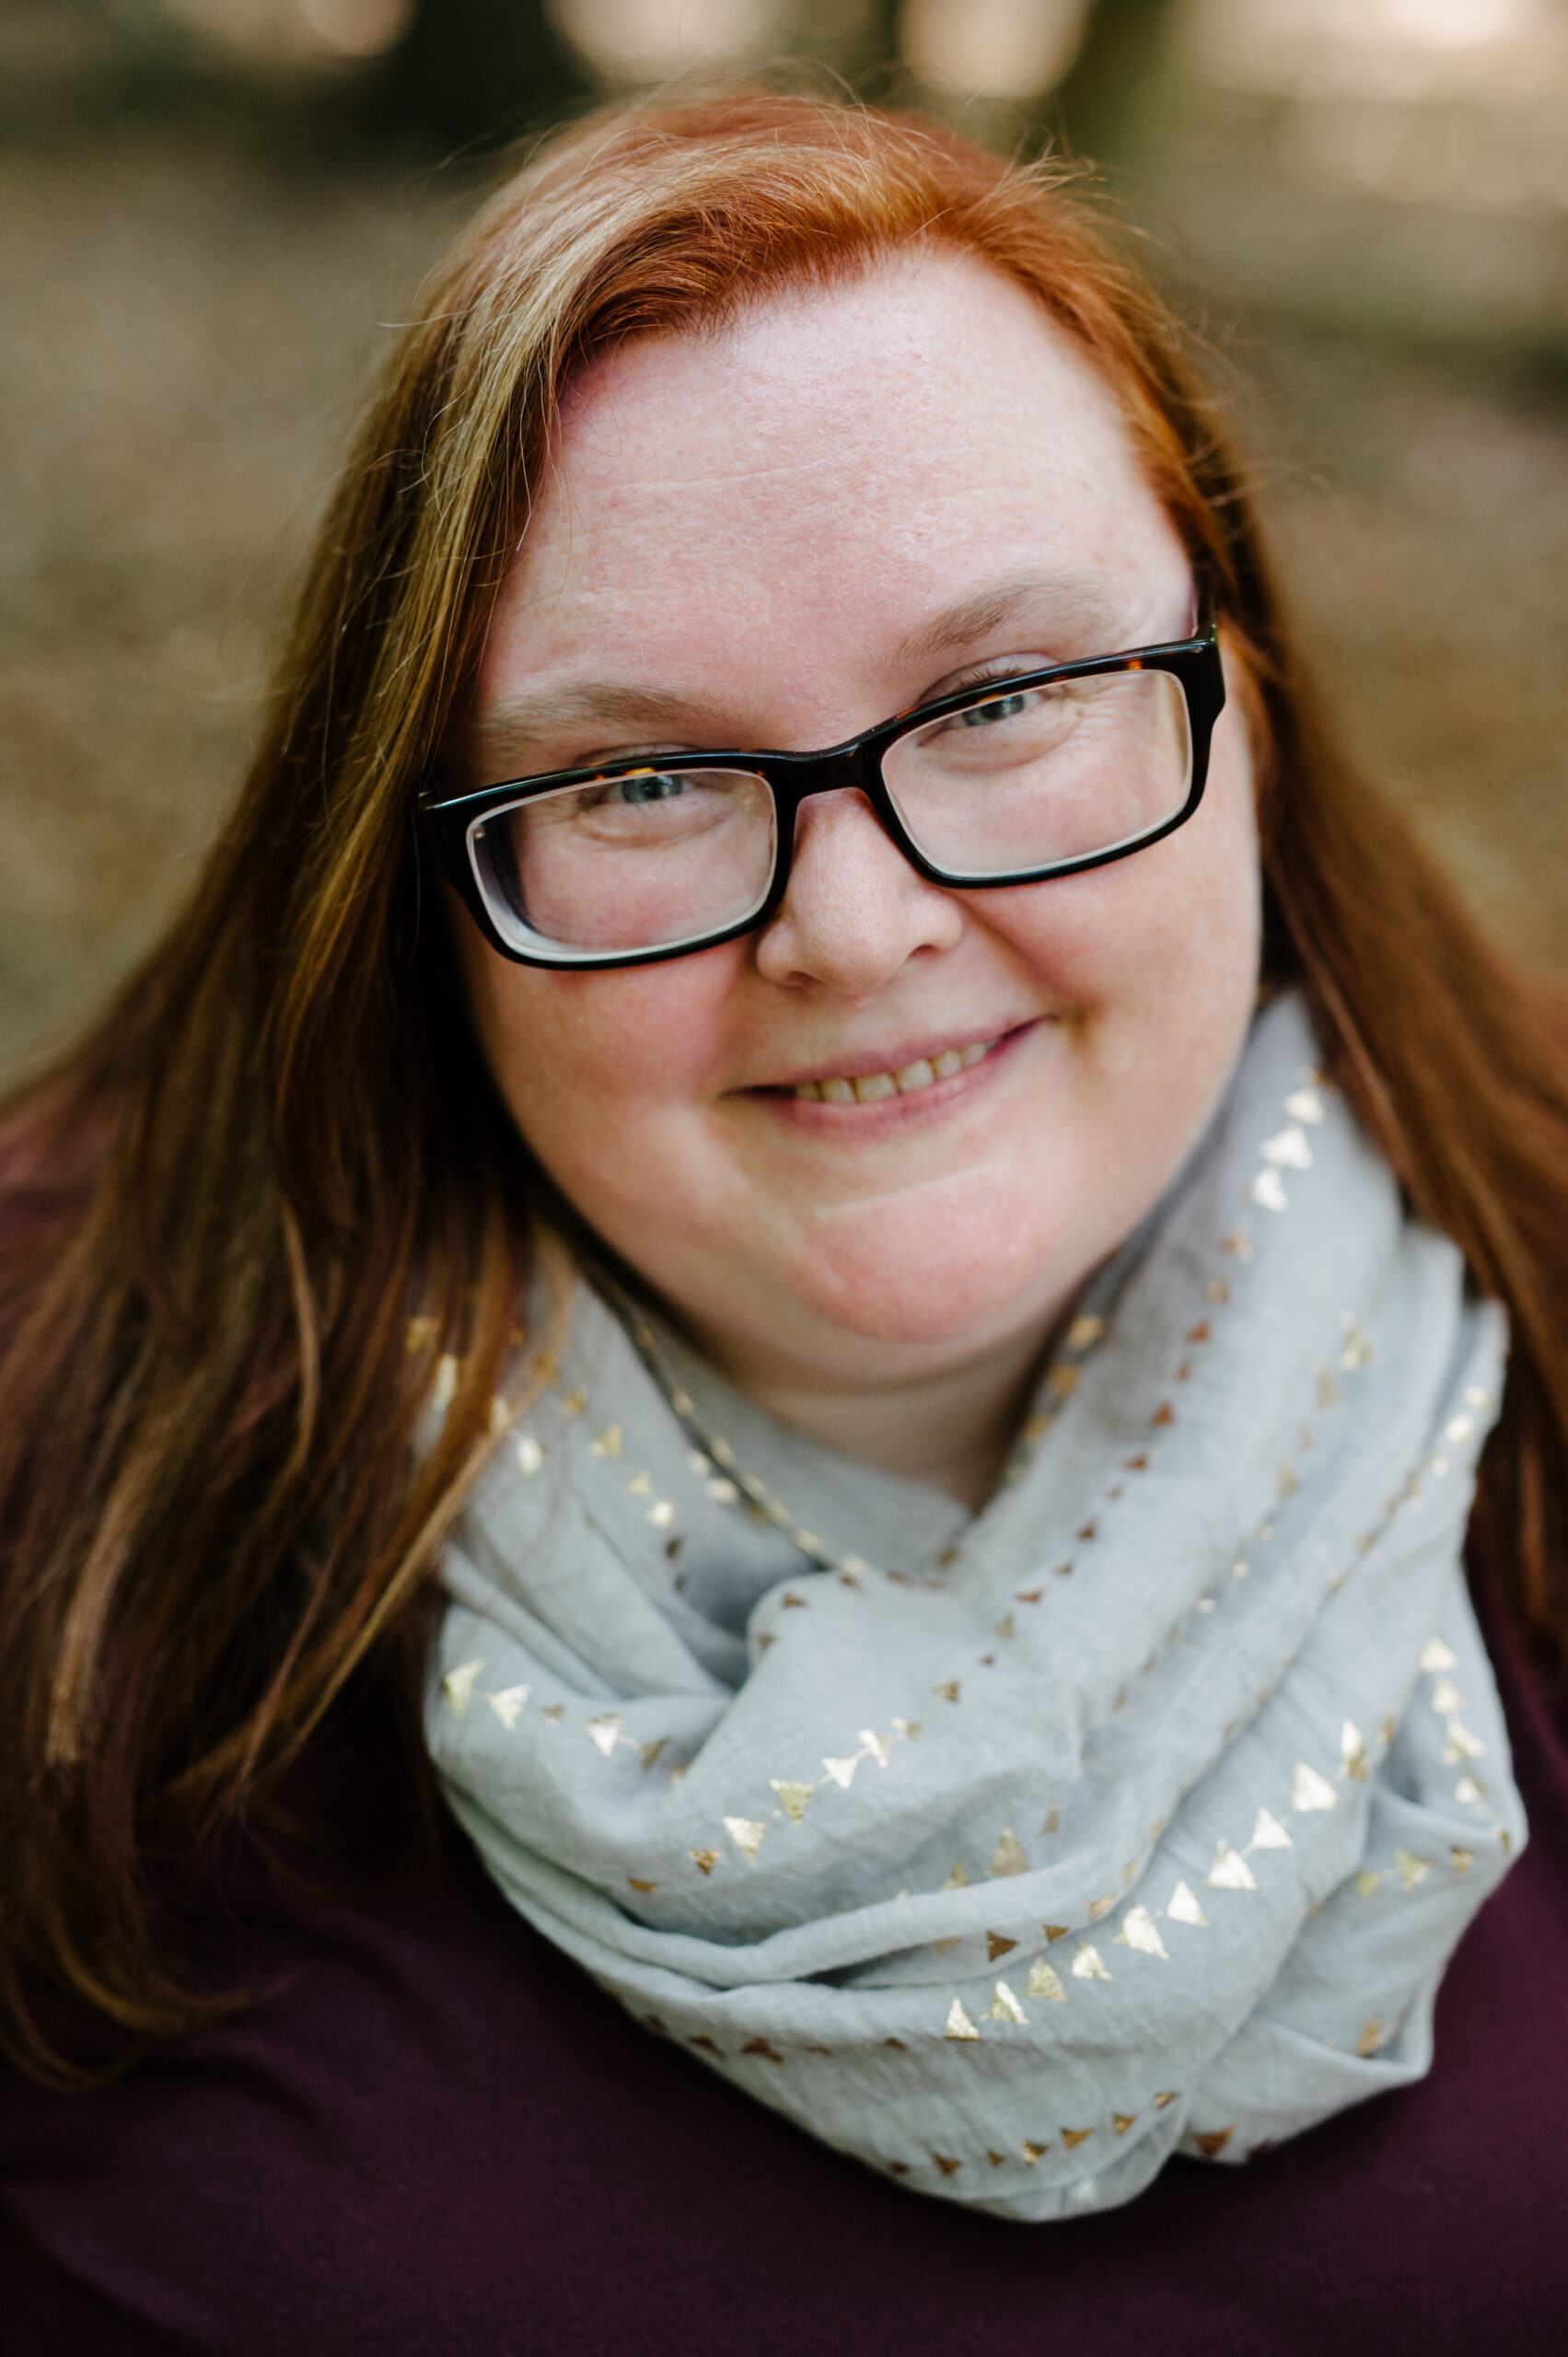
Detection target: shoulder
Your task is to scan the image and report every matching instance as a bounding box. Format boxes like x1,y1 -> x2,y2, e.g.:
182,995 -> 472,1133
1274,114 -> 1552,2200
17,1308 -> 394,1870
5,1763 -> 1568,2357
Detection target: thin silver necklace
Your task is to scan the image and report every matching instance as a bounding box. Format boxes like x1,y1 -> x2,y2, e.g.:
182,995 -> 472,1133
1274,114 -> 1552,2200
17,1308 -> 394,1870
594,1269 -> 1110,1588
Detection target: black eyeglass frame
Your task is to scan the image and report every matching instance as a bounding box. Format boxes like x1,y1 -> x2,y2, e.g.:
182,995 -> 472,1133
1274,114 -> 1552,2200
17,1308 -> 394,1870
420,597 -> 1226,970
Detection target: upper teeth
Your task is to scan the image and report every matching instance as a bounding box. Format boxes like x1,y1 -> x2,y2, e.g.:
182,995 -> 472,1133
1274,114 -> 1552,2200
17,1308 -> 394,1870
794,1039 -> 994,1102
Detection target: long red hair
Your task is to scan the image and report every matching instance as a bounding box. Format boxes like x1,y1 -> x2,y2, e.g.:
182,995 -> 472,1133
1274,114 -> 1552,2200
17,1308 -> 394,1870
3,90 -> 1565,2083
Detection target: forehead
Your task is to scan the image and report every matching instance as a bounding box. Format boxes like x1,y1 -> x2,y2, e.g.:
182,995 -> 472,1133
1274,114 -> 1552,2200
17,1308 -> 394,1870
478,253 -> 1189,725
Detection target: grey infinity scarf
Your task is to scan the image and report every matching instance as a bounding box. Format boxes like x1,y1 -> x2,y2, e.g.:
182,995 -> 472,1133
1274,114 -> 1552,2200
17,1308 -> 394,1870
430,994 -> 1524,2220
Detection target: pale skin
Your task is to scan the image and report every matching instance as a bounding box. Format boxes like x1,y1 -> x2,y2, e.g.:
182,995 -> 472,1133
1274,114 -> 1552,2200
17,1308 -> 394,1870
454,255 -> 1262,1506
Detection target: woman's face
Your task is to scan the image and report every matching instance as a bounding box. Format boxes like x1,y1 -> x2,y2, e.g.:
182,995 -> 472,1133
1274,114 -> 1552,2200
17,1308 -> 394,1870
456,255 -> 1260,1395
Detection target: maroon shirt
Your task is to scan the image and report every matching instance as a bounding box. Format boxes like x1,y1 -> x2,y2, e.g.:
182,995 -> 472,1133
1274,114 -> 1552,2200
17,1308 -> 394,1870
3,1588 -> 1565,2356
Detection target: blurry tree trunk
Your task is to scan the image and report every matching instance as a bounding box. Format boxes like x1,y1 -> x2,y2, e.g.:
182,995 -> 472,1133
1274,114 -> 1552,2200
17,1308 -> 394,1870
1047,0 -> 1181,169
857,0 -> 906,87
380,0 -> 594,149
786,0 -> 905,95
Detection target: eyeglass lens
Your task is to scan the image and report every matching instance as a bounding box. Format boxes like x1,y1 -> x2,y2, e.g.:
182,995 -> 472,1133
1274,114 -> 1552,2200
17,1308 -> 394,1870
468,667 -> 1192,959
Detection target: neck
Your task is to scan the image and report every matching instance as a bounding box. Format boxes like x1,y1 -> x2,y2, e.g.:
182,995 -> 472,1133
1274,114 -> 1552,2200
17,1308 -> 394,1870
687,1317 -> 1056,1511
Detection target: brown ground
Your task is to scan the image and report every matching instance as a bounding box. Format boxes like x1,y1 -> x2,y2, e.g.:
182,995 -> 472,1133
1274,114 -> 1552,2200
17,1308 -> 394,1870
2,85 -> 1564,1081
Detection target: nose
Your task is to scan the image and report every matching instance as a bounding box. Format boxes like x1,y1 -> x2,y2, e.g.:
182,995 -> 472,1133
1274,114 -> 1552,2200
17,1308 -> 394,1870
752,786 -> 965,993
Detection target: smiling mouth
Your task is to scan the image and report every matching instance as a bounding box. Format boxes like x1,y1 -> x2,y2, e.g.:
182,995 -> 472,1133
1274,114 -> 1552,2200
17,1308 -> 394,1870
788,1035 -> 1000,1104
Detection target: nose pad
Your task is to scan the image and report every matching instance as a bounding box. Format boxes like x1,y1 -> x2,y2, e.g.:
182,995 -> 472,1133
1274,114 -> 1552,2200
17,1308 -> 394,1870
787,777 -> 890,853
784,782 -> 915,900
755,782 -> 964,989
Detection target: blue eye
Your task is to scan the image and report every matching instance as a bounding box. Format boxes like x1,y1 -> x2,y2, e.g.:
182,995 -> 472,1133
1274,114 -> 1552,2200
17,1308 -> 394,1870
610,772 -> 689,804
959,693 -> 1028,728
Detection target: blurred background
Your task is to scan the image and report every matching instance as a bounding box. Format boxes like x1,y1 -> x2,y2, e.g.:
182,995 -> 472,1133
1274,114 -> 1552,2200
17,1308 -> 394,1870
3,0 -> 1565,1077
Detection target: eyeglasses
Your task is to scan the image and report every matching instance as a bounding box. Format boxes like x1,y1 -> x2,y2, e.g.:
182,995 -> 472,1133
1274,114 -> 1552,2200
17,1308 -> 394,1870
420,600 -> 1225,970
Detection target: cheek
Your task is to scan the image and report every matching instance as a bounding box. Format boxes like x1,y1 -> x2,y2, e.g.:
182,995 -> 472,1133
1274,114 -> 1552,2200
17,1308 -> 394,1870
457,918 -> 743,1174
993,695 -> 1261,1016
984,863 -> 1257,1051
967,711 -> 1261,1238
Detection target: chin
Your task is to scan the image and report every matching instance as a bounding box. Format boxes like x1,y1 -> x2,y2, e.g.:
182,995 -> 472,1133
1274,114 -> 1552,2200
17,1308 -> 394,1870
782,1190 -> 1063,1352
805,1284 -> 1028,1351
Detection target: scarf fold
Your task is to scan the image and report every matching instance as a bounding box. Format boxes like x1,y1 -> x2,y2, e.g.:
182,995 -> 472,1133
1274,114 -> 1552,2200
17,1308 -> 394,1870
429,994 -> 1524,2220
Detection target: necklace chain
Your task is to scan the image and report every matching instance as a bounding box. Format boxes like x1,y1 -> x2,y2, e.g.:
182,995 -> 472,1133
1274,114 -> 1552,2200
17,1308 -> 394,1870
595,1271 -> 1109,1587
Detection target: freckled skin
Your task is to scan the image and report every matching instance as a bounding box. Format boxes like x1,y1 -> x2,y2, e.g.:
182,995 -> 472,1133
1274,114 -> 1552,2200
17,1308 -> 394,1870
454,255 -> 1261,1498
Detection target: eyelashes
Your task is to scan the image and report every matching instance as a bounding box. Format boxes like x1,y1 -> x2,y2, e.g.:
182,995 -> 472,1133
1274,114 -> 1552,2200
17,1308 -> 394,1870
921,654 -> 1058,703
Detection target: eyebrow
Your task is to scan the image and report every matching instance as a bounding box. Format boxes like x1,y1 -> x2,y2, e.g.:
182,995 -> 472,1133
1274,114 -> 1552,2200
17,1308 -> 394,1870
470,681 -> 717,775
888,570 -> 1137,676
471,571 -> 1146,774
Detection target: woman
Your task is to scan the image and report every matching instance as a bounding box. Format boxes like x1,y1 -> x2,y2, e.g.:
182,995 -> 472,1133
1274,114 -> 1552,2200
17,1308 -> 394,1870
2,90 -> 1565,2352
